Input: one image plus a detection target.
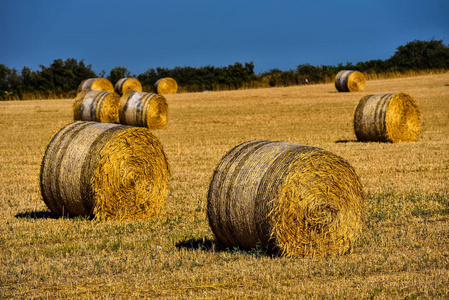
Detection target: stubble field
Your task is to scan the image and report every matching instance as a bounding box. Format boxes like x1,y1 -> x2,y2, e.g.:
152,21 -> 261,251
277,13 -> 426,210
0,73 -> 448,299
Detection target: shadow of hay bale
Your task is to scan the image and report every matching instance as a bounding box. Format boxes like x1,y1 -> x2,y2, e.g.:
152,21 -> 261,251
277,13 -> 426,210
15,210 -> 63,219
335,139 -> 363,143
175,237 -> 278,256
175,237 -> 216,252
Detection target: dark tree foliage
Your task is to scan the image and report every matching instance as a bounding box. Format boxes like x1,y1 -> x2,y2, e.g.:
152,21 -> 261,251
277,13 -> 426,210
138,62 -> 256,92
1,40 -> 448,100
107,66 -> 132,85
0,58 -> 97,99
388,39 -> 449,71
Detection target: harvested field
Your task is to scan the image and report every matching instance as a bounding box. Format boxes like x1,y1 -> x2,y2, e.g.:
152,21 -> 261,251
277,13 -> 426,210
0,73 -> 448,298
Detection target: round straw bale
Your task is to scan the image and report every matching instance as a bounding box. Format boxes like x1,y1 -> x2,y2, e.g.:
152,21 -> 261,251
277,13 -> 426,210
354,93 -> 421,142
77,78 -> 114,93
155,77 -> 178,94
114,78 -> 143,96
40,121 -> 170,220
119,91 -> 168,129
73,90 -> 120,123
335,70 -> 366,92
207,140 -> 364,257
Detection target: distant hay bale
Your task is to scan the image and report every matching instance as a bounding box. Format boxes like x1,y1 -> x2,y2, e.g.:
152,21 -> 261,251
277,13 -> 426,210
73,90 -> 120,123
155,77 -> 178,94
335,70 -> 366,92
354,93 -> 421,142
207,140 -> 364,257
114,78 -> 143,96
119,91 -> 168,129
77,78 -> 114,93
40,121 -> 170,221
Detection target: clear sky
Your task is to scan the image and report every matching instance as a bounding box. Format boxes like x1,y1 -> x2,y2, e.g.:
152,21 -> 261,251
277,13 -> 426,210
1,0 -> 448,75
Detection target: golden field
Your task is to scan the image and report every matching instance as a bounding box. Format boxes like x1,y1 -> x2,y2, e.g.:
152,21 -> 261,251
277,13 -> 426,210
0,73 -> 448,299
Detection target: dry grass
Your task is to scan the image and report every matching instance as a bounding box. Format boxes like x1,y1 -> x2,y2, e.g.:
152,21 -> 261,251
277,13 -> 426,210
0,73 -> 448,299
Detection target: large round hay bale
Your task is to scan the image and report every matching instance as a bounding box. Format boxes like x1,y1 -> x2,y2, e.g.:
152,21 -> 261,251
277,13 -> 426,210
114,78 -> 143,96
77,78 -> 114,93
354,93 -> 421,142
335,70 -> 366,92
207,140 -> 364,257
119,91 -> 168,129
73,90 -> 120,123
40,121 -> 170,221
155,77 -> 178,94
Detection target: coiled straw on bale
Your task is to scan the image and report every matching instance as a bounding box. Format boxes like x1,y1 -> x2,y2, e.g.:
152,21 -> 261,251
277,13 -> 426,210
207,140 -> 364,258
115,78 -> 143,96
77,78 -> 114,93
40,121 -> 170,221
73,90 -> 120,123
354,93 -> 421,142
335,70 -> 366,92
119,91 -> 168,129
155,77 -> 178,94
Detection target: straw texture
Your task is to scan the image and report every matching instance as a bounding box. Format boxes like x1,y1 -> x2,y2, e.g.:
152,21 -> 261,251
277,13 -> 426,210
354,93 -> 421,142
115,78 -> 143,96
207,140 -> 364,257
335,70 -> 366,92
73,90 -> 120,123
77,78 -> 114,93
119,91 -> 168,129
155,77 -> 178,94
40,121 -> 170,220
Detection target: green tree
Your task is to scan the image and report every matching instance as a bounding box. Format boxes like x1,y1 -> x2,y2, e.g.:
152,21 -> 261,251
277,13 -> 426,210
0,64 -> 12,94
108,67 -> 132,85
389,39 -> 449,71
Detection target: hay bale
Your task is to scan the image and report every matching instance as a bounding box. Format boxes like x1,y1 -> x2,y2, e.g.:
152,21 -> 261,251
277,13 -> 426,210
354,93 -> 421,142
73,90 -> 120,123
40,121 -> 170,221
155,77 -> 178,94
335,70 -> 366,92
114,78 -> 143,96
119,91 -> 168,129
207,140 -> 364,257
77,78 -> 114,93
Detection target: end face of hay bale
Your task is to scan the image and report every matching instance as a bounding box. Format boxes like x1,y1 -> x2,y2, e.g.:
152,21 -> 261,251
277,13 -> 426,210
77,78 -> 114,93
119,91 -> 168,129
207,140 -> 364,257
115,78 -> 143,96
40,121 -> 170,221
155,77 -> 178,94
335,70 -> 366,92
354,93 -> 421,142
73,90 -> 120,123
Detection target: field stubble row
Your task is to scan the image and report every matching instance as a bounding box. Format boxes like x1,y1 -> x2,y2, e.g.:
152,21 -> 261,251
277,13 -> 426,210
0,73 -> 448,298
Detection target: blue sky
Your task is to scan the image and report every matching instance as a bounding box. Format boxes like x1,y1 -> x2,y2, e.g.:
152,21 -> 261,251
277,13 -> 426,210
1,0 -> 448,75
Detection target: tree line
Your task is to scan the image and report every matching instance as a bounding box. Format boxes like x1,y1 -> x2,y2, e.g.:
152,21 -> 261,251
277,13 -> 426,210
1,39 -> 448,100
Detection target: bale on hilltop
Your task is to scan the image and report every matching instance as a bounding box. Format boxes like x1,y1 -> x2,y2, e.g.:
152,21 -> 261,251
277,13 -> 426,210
77,78 -> 114,93
40,121 -> 170,221
119,91 -> 168,129
354,93 -> 421,142
114,78 -> 143,96
73,90 -> 120,123
335,70 -> 366,92
155,77 -> 178,94
207,140 -> 364,258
